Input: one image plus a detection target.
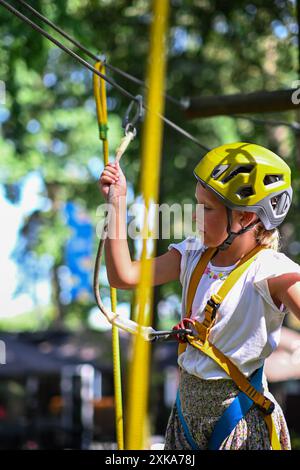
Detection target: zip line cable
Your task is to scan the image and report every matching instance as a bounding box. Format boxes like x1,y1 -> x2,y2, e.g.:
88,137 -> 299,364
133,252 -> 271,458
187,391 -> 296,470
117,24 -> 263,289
14,0 -> 297,133
0,0 -> 136,101
0,0 -> 209,151
16,0 -> 187,109
1,1 -> 296,148
16,0 -> 186,109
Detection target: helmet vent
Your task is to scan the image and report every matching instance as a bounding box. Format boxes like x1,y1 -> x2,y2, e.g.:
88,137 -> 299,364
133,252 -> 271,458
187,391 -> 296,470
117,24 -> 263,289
211,164 -> 229,180
221,165 -> 254,183
237,186 -> 254,199
271,192 -> 290,215
264,174 -> 283,186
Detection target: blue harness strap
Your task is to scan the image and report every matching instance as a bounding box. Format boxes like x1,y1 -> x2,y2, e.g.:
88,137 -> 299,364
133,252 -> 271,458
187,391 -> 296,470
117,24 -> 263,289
208,366 -> 264,449
176,366 -> 264,450
176,389 -> 200,450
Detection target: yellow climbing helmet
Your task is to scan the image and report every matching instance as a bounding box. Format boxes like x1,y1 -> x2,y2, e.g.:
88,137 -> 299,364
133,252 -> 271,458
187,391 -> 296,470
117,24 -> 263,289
194,142 -> 292,230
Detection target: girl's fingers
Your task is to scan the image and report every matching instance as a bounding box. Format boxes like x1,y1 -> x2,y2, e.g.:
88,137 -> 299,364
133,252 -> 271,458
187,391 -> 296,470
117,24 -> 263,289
102,178 -> 119,185
100,171 -> 112,179
101,169 -> 119,181
107,162 -> 118,172
98,162 -> 125,201
103,168 -> 118,177
183,318 -> 195,327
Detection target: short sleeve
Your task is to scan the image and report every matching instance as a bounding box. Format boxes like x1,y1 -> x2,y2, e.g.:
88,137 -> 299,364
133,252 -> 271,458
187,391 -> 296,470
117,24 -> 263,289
168,239 -> 188,285
254,250 -> 300,315
168,237 -> 204,285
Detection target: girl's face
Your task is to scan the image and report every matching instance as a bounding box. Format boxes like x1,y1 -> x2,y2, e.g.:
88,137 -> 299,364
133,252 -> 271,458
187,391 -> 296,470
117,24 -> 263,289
195,182 -> 229,247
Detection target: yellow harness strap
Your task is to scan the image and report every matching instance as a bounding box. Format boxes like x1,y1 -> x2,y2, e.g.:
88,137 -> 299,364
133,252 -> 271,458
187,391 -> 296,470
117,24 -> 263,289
178,245 -> 261,354
195,245 -> 264,343
179,245 -> 281,449
178,247 -> 217,355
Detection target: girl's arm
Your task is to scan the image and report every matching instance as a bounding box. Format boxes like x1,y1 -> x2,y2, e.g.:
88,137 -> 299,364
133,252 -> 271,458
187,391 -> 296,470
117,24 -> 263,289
268,273 -> 300,320
104,197 -> 181,289
110,248 -> 181,289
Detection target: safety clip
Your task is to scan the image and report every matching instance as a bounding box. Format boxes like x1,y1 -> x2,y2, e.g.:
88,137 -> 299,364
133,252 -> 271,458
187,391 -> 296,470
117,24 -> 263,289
122,94 -> 144,137
149,328 -> 193,343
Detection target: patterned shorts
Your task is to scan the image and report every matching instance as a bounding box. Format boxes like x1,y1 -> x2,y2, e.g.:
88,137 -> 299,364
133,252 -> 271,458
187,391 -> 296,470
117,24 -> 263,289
164,369 -> 291,450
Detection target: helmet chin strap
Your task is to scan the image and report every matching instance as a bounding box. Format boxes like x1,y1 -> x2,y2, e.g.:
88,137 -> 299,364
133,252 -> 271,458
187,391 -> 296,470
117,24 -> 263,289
217,208 -> 258,252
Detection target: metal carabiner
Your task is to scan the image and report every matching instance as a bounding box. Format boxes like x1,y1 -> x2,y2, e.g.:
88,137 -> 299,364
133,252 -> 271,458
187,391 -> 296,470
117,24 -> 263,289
122,94 -> 144,137
149,328 -> 193,343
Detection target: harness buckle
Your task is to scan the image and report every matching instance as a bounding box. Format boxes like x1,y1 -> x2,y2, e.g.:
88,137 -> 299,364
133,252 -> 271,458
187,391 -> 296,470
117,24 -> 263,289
258,398 -> 275,415
206,294 -> 221,320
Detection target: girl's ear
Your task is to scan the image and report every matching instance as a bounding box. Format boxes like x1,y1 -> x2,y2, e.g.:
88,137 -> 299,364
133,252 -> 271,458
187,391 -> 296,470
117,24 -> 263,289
240,211 -> 258,228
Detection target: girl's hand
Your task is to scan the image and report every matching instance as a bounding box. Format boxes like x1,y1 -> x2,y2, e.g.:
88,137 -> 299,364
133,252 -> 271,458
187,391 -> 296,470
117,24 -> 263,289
98,162 -> 127,201
172,318 -> 196,343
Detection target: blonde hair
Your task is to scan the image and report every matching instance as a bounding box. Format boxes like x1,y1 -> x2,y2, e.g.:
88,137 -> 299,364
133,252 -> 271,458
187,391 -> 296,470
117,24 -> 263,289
254,223 -> 280,251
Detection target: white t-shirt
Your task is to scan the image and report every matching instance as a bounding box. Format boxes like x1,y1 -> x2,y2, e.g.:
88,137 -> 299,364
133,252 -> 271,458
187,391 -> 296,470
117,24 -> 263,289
168,237 -> 300,380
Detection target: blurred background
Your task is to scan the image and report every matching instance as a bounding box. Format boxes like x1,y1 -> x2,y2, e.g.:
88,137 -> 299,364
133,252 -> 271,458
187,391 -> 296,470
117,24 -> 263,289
0,0 -> 300,450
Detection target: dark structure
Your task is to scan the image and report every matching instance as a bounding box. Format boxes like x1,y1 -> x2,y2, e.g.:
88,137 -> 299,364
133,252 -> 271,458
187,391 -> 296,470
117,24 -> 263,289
0,329 -> 117,449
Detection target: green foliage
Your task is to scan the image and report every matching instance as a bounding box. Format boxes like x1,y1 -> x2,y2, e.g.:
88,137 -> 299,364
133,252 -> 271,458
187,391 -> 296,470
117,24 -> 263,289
291,431 -> 300,450
0,305 -> 54,331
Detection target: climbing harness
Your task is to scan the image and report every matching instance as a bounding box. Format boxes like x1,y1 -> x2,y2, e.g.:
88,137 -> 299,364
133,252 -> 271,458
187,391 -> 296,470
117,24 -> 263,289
173,244 -> 281,450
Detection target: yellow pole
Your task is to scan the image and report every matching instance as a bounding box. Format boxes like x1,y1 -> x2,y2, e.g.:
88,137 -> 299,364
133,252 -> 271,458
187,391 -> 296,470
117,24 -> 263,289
126,0 -> 169,450
93,62 -> 124,450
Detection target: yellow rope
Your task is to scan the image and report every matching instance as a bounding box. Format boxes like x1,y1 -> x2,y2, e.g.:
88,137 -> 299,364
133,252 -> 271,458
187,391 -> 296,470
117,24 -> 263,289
93,61 -> 124,450
126,0 -> 170,450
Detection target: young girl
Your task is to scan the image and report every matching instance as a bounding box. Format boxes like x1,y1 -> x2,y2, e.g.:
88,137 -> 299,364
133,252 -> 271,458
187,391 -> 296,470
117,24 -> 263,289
99,142 -> 300,450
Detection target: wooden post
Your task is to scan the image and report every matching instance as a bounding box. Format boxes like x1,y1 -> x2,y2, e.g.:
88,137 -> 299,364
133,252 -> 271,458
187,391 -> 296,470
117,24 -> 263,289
185,89 -> 299,119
